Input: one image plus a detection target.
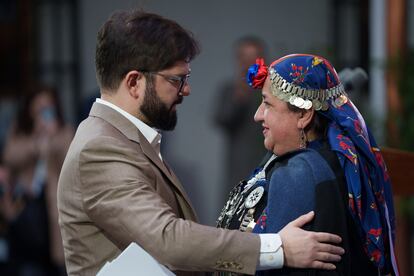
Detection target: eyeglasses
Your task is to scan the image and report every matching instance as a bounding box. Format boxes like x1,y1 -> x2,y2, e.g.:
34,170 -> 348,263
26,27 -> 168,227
149,72 -> 190,93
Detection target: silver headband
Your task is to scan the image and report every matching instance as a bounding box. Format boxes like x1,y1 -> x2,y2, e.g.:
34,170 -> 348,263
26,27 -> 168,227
269,67 -> 348,111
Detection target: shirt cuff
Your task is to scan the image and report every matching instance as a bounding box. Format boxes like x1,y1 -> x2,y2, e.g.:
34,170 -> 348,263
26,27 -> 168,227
256,233 -> 284,270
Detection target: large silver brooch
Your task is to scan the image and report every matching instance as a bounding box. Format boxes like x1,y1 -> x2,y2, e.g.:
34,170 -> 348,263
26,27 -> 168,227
244,186 -> 264,209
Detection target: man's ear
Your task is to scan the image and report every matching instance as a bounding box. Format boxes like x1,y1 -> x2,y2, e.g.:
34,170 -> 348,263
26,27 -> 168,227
124,70 -> 144,99
297,109 -> 315,129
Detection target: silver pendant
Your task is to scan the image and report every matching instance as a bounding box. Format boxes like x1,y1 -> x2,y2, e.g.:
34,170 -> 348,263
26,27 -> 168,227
244,186 -> 264,209
239,208 -> 256,232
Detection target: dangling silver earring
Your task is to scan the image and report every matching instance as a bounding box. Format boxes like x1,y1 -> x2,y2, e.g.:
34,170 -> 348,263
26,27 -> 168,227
299,128 -> 307,149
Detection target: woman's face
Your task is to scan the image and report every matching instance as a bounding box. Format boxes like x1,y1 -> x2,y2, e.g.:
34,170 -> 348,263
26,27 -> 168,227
30,91 -> 58,133
254,77 -> 302,155
31,91 -> 55,119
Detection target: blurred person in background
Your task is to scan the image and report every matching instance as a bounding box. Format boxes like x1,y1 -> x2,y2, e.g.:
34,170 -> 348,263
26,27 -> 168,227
2,85 -> 73,276
217,54 -> 399,275
0,162 -> 13,275
212,36 -> 266,195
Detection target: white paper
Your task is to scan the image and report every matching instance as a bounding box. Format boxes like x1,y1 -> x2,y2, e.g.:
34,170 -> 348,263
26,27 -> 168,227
97,243 -> 176,276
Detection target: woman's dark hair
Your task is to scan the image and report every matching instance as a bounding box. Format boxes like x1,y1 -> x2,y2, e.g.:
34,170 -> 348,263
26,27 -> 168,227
15,84 -> 64,135
287,103 -> 330,138
95,10 -> 200,91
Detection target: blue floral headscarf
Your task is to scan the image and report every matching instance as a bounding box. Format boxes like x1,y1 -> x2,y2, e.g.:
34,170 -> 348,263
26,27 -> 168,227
247,54 -> 398,274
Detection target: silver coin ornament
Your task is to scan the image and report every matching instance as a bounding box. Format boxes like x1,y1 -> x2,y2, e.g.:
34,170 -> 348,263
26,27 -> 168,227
312,99 -> 322,110
293,97 -> 304,108
303,100 -> 313,110
244,186 -> 265,209
321,101 -> 329,111
334,95 -> 348,108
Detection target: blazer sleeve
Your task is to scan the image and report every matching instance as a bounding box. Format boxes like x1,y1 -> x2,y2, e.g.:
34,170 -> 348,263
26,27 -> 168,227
78,135 -> 260,275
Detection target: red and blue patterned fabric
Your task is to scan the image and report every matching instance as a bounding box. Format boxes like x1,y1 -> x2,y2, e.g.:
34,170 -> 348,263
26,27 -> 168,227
247,54 -> 398,274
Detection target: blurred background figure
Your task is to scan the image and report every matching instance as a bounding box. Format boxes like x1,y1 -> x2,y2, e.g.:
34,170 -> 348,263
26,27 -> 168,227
2,85 -> 73,276
212,36 -> 267,197
0,162 -> 13,275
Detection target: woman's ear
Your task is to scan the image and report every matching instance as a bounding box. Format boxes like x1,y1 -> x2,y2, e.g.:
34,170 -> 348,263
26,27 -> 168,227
297,109 -> 315,129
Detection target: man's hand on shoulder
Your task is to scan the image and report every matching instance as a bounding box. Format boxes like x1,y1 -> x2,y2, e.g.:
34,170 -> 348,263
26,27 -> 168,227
279,211 -> 345,270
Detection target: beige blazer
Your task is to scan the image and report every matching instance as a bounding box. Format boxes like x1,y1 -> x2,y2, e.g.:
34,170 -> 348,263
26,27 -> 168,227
57,103 -> 260,276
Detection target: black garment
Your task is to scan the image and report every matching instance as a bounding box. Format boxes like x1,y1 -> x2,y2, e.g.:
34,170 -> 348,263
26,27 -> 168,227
7,190 -> 66,276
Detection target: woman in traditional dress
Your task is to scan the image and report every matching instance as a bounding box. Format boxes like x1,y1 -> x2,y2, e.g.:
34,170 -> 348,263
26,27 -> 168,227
217,54 -> 398,276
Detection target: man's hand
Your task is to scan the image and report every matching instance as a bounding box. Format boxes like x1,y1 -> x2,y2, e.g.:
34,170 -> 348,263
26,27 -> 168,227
279,211 -> 344,270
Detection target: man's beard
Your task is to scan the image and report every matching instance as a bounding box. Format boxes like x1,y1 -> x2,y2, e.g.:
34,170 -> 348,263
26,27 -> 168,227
140,80 -> 182,131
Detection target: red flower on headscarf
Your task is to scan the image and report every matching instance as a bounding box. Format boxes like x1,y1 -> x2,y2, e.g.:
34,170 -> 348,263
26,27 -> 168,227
246,58 -> 268,89
290,63 -> 309,84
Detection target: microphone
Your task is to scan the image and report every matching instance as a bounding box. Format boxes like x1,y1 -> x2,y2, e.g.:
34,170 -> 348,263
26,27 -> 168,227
338,67 -> 368,92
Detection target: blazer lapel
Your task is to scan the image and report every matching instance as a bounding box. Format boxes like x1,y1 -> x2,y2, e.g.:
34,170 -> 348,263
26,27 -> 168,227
137,130 -> 197,219
166,161 -> 199,221
89,103 -> 197,220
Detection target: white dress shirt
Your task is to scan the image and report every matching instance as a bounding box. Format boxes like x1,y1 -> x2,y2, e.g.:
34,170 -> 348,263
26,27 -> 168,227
95,98 -> 285,270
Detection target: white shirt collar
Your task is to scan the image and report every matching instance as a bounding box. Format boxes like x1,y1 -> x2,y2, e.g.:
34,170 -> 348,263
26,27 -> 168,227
95,98 -> 162,159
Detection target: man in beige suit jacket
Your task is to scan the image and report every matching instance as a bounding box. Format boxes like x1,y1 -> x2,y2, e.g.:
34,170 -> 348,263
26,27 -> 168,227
57,10 -> 344,276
